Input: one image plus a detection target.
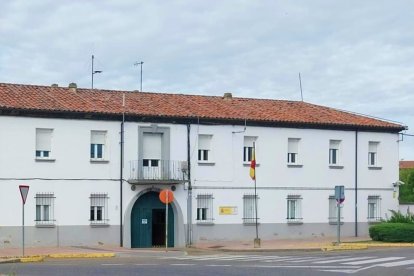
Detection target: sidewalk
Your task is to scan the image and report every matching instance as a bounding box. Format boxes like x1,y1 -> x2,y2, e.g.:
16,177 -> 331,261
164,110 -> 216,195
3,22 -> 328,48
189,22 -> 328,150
2,236 -> 414,263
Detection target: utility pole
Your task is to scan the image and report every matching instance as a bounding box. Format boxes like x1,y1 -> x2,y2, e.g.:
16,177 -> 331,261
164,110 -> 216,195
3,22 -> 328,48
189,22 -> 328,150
134,61 -> 144,91
91,55 -> 103,89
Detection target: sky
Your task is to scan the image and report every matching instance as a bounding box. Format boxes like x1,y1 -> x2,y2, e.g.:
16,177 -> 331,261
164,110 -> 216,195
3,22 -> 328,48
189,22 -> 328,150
0,0 -> 413,159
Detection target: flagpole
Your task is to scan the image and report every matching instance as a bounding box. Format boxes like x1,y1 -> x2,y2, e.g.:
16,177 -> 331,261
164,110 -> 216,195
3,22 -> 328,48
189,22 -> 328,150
253,142 -> 260,248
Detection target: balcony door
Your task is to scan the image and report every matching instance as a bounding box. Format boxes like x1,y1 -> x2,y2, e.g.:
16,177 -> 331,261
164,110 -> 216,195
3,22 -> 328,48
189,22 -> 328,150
142,133 -> 162,180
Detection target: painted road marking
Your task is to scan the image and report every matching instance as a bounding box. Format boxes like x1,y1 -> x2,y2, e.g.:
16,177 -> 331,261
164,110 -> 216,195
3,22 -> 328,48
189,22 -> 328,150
378,259 -> 414,267
343,257 -> 404,265
206,264 -> 232,267
314,256 -> 375,264
170,263 -> 196,266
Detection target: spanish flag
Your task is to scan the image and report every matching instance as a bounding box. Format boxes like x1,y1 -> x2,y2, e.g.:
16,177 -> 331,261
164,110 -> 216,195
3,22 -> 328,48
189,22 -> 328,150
249,149 -> 256,180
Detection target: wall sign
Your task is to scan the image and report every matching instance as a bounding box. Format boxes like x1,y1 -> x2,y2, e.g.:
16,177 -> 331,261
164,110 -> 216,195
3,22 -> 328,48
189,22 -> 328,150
219,206 -> 238,215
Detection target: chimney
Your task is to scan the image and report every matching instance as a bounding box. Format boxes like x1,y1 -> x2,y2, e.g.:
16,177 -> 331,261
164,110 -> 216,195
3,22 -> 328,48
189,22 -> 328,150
51,84 -> 59,87
223,92 -> 233,100
68,82 -> 77,92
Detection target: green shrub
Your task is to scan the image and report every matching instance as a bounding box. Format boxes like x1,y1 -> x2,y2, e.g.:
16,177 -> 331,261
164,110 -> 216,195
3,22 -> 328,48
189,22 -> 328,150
369,223 -> 414,242
387,210 -> 414,223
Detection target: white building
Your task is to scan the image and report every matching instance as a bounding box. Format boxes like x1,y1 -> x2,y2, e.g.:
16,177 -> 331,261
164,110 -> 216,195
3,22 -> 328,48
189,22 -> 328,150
0,83 -> 405,248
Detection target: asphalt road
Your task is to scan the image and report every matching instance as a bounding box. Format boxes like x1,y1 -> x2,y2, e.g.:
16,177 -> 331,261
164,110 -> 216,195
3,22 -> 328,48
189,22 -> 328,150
1,248 -> 414,275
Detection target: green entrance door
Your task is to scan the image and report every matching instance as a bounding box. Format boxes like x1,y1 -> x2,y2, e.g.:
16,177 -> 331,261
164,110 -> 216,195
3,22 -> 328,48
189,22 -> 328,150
131,191 -> 174,248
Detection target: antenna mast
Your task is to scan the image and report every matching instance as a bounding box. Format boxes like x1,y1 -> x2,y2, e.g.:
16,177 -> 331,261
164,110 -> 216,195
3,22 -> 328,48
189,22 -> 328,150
91,55 -> 103,89
299,72 -> 304,102
134,61 -> 144,91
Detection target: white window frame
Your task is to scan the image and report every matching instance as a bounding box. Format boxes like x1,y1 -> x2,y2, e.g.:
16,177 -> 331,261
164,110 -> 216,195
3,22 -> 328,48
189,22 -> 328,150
196,194 -> 214,223
198,134 -> 213,163
368,141 -> 379,167
328,195 -> 343,224
35,128 -> 54,160
35,193 -> 55,226
243,136 -> 257,163
243,194 -> 259,224
368,195 -> 382,222
90,193 -> 109,226
287,195 -> 302,223
287,138 -> 300,165
329,140 -> 341,165
90,130 -> 107,161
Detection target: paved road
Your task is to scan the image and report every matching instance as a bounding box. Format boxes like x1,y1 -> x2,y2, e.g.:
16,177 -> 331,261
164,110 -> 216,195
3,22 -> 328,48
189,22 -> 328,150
1,248 -> 414,275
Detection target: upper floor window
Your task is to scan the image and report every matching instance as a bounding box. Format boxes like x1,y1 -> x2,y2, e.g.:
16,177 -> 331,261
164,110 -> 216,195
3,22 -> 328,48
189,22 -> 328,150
198,135 -> 213,162
329,140 -> 341,165
368,141 -> 379,167
142,133 -> 162,167
243,136 -> 257,162
36,128 -> 53,159
287,138 -> 300,164
91,131 -> 107,160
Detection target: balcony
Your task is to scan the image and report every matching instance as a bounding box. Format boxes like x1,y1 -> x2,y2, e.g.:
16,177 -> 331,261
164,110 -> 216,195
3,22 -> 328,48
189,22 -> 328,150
128,159 -> 188,185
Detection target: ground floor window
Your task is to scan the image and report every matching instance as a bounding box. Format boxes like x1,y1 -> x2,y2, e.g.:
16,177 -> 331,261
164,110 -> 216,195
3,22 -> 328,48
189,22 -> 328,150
368,195 -> 382,222
287,195 -> 302,223
35,193 -> 55,226
196,194 -> 214,223
243,194 -> 259,224
90,193 -> 109,225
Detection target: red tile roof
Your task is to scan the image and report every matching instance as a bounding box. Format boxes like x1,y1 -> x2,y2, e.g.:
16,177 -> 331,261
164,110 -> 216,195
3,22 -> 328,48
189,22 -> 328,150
400,161 -> 414,169
0,83 -> 405,132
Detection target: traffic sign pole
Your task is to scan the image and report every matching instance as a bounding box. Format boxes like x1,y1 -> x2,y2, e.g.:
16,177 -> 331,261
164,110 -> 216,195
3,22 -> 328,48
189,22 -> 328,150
165,191 -> 168,252
19,185 -> 29,257
334,185 -> 345,245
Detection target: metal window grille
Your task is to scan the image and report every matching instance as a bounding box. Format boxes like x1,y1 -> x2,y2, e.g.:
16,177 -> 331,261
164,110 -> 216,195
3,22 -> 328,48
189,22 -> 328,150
328,195 -> 343,223
243,194 -> 259,224
35,193 -> 55,225
90,193 -> 109,225
196,194 -> 213,222
367,195 -> 382,221
287,195 -> 302,223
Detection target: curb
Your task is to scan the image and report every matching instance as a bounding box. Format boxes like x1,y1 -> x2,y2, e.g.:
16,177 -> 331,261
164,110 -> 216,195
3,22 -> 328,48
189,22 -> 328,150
48,253 -> 115,258
0,256 -> 45,264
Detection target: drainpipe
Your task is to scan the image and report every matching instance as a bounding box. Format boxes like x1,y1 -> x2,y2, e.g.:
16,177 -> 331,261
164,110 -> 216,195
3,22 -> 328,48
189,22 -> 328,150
120,113 -> 125,246
355,130 -> 358,237
186,124 -> 192,246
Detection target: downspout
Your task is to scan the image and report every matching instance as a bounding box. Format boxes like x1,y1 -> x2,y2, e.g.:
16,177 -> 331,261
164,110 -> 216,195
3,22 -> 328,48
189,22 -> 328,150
186,123 -> 192,246
120,109 -> 125,247
355,130 -> 358,237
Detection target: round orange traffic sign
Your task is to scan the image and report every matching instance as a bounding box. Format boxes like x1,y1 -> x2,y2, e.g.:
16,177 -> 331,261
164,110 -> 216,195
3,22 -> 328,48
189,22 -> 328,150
159,189 -> 174,204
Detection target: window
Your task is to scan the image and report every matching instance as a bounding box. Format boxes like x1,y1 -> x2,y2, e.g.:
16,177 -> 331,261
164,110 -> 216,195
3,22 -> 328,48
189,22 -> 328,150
90,193 -> 109,225
35,193 -> 55,226
91,131 -> 107,160
368,195 -> 381,221
287,195 -> 302,223
198,135 -> 212,162
329,140 -> 341,165
368,142 -> 379,166
196,194 -> 214,223
36,128 -> 53,159
328,196 -> 343,224
287,138 -> 300,164
243,136 -> 257,162
243,194 -> 259,224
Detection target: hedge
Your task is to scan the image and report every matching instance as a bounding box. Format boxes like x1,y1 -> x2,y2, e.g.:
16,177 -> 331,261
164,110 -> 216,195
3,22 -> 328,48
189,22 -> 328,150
369,223 -> 414,242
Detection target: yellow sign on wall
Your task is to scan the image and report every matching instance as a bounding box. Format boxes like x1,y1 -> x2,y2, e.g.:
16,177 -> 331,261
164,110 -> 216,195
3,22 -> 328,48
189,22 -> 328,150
219,206 -> 238,215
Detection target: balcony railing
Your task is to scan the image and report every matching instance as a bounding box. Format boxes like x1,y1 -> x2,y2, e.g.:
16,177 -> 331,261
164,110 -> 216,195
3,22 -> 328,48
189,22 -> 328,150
129,159 -> 188,184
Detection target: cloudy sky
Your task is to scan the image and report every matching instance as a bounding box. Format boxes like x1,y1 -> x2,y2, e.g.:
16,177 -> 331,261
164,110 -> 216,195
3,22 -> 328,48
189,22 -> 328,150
1,0 -> 413,159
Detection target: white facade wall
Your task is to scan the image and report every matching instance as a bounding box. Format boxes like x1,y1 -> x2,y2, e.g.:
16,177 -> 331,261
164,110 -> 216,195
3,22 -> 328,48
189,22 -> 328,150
0,115 -> 401,247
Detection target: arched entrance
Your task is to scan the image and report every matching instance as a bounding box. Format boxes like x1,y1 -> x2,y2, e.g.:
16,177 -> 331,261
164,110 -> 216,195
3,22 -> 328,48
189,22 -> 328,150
131,191 -> 174,248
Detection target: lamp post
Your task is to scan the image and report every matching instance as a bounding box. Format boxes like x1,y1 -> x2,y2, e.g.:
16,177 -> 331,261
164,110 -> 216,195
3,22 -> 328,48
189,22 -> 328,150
91,55 -> 103,89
